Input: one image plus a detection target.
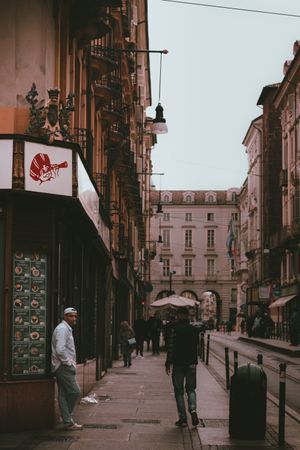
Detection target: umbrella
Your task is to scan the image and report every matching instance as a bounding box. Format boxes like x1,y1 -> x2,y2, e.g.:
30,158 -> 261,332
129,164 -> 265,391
150,294 -> 199,310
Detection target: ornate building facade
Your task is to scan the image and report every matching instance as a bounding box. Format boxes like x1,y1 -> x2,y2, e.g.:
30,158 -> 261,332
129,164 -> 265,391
0,0 -> 156,431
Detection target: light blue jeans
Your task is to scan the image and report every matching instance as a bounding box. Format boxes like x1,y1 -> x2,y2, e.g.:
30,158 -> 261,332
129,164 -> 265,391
54,365 -> 81,424
172,365 -> 197,421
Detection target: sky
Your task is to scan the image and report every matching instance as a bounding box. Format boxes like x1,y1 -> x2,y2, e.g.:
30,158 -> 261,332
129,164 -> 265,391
147,0 -> 300,191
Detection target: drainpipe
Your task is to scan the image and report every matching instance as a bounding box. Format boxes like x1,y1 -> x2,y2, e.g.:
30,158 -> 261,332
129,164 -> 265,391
253,123 -> 263,284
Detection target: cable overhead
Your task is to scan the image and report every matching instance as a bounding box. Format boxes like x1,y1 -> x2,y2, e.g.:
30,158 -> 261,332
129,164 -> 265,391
161,0 -> 300,19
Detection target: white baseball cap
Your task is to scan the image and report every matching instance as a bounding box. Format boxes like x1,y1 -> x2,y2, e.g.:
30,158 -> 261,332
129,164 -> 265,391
64,307 -> 77,315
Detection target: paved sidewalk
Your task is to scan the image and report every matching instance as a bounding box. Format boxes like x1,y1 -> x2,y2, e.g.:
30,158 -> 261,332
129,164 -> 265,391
0,348 -> 300,449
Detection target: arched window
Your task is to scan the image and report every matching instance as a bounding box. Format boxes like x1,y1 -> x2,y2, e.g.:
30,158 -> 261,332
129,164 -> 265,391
181,291 -> 198,300
163,194 -> 169,203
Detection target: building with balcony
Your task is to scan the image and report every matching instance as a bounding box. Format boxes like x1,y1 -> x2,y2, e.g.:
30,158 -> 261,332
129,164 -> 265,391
0,0 -> 156,431
149,189 -> 239,325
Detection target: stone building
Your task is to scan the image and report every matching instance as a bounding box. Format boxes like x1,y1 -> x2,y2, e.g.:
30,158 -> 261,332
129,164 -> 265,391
0,0 -> 156,432
149,189 -> 239,325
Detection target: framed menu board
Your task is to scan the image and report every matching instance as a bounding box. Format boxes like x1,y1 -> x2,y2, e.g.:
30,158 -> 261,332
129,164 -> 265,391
12,251 -> 47,377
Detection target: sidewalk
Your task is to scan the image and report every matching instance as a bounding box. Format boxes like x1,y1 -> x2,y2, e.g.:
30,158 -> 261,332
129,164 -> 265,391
0,349 -> 300,449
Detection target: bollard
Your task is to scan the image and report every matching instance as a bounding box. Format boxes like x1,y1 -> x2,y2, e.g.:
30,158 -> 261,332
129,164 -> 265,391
278,363 -> 286,446
205,334 -> 210,365
234,351 -> 238,374
200,332 -> 204,361
225,347 -> 230,389
201,332 -> 205,361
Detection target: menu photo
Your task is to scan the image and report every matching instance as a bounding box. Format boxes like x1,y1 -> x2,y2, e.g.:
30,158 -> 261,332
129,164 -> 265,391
30,310 -> 45,326
30,325 -> 45,342
14,310 -> 30,326
14,259 -> 30,277
13,357 -> 29,375
14,326 -> 30,342
13,342 -> 29,358
30,294 -> 45,310
14,294 -> 30,309
14,276 -> 30,294
31,278 -> 46,294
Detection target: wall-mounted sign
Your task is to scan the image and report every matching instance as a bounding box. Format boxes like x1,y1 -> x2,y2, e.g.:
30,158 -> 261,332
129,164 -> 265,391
12,251 -> 47,377
77,155 -> 110,252
77,155 -> 99,229
24,142 -> 72,196
0,140 -> 13,189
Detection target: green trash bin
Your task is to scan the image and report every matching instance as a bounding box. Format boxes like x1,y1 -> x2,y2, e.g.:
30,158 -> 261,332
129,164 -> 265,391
229,363 -> 267,439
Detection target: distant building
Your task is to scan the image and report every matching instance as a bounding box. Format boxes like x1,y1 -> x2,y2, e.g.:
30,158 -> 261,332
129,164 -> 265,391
149,189 -> 239,325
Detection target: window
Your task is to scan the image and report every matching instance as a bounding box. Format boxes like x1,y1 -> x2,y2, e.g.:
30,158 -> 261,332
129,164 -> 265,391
162,229 -> 170,247
207,213 -> 214,221
207,229 -> 215,248
231,212 -> 238,221
207,259 -> 215,275
208,195 -> 214,203
232,192 -> 237,202
185,259 -> 192,276
185,212 -> 192,222
163,258 -> 170,276
163,213 -> 170,221
230,259 -> 235,277
185,229 -> 192,248
185,195 -> 192,203
231,288 -> 237,304
163,194 -> 170,202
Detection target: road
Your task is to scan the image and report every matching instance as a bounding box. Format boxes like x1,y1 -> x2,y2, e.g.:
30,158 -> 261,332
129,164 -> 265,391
208,333 -> 300,417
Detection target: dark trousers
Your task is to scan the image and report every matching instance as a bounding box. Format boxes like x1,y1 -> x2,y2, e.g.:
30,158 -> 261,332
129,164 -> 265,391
172,364 -> 197,420
136,336 -> 144,356
152,334 -> 160,354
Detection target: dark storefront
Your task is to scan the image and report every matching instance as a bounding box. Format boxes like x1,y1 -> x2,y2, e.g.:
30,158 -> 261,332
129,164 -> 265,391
0,136 -> 112,432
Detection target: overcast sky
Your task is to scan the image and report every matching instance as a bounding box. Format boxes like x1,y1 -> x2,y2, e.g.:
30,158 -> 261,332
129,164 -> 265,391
147,0 -> 300,191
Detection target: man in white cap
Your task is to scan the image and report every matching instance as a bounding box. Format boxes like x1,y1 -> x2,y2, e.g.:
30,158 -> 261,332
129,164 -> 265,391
51,307 -> 82,430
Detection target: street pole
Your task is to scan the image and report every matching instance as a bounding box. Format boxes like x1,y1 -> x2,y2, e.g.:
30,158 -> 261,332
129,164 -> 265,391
169,270 -> 176,295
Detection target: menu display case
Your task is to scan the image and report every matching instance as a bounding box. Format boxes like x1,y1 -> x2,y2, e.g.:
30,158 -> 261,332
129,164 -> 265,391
12,252 -> 47,376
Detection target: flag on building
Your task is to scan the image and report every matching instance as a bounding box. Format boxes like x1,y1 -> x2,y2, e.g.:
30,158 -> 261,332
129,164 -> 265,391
226,218 -> 236,258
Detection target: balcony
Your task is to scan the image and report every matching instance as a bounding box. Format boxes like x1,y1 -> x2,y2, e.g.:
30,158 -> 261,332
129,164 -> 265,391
90,45 -> 119,75
93,172 -> 108,204
72,128 -> 93,158
94,76 -> 122,108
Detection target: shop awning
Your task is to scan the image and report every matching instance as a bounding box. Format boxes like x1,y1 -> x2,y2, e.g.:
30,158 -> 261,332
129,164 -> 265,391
268,295 -> 297,309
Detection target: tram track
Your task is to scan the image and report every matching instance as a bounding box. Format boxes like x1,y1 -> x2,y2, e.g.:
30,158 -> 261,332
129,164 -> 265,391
207,338 -> 300,424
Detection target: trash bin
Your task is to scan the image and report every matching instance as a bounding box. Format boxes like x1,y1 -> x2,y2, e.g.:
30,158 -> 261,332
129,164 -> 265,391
229,363 -> 267,439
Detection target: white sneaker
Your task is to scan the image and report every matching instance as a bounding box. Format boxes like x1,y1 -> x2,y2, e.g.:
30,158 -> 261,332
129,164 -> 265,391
65,423 -> 83,431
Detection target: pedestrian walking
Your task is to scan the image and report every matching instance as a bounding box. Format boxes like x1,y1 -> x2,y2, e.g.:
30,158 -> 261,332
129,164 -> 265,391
51,307 -> 82,431
119,321 -> 135,367
133,315 -> 147,358
148,312 -> 162,355
165,307 -> 200,428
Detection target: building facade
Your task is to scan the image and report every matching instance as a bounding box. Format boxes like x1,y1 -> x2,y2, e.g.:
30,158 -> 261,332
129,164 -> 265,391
0,0 -> 156,432
149,189 -> 240,325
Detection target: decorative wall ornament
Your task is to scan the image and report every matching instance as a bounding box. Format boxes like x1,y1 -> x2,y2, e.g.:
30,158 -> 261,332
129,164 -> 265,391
25,83 -> 75,143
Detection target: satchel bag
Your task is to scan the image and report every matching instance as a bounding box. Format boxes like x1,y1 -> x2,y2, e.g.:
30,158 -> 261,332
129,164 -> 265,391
127,337 -> 136,347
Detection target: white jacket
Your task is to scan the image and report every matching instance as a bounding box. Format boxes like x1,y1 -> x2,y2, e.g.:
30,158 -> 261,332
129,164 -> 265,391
51,320 -> 76,372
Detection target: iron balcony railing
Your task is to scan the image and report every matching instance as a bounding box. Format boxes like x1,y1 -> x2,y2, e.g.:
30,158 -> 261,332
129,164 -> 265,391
72,128 -> 93,157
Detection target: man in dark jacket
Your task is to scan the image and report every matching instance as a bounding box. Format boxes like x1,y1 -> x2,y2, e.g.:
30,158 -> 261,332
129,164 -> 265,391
165,307 -> 199,428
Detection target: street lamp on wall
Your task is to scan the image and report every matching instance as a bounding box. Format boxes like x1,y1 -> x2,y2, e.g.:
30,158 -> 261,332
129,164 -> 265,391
151,50 -> 168,134
114,47 -> 168,135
